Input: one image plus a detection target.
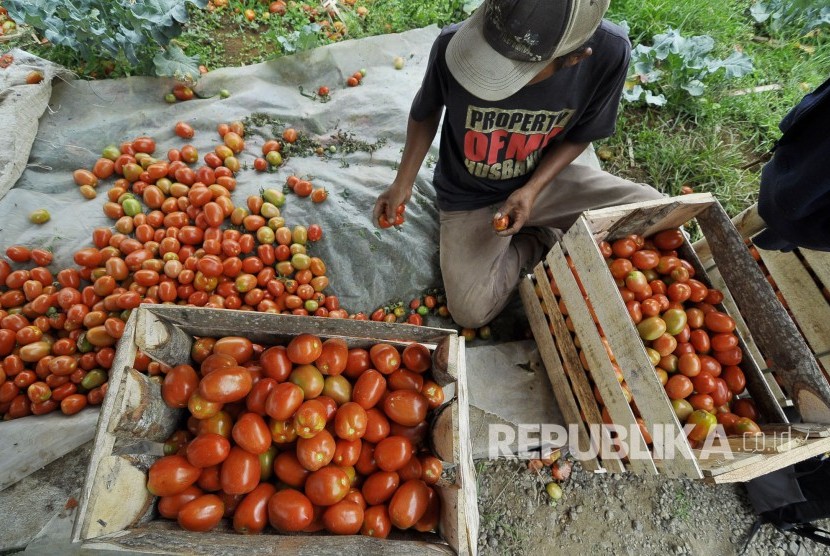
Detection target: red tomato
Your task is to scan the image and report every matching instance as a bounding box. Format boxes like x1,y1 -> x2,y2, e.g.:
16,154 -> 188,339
186,433 -> 231,468
315,338 -> 349,376
162,364 -> 199,409
220,446 -> 260,495
198,366 -> 253,403
296,429 -> 336,471
265,382 -> 304,421
287,334 -> 323,364
334,402 -> 368,441
388,479 -> 430,529
374,435 -> 413,472
401,343 -> 431,373
323,500 -> 364,535
352,370 -> 387,409
213,336 -> 254,364
273,452 -> 311,488
147,455 -> 201,496
233,482 -> 276,534
383,390 -> 428,427
361,505 -> 392,538
158,486 -> 204,519
370,343 -> 401,375
177,494 -> 224,532
305,465 -> 350,506
268,489 -> 313,532
232,412 -> 272,455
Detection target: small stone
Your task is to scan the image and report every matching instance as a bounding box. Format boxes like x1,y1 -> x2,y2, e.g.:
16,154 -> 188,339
633,519 -> 643,532
496,527 -> 504,537
605,510 -> 614,520
488,537 -> 498,548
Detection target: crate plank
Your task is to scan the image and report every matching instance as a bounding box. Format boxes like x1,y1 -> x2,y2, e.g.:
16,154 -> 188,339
108,368 -> 180,442
800,249 -> 830,292
697,203 -> 830,423
704,436 -> 830,484
453,340 -> 480,556
704,267 -> 791,407
532,263 -> 626,474
518,278 -> 601,472
758,247 -> 830,370
678,242 -> 788,423
544,251 -> 649,474
563,217 -> 701,479
585,193 -> 714,243
83,522 -> 454,555
693,203 -> 767,264
73,316 -> 139,543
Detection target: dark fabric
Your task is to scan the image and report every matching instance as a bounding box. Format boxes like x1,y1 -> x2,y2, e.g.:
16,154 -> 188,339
410,20 -> 630,211
754,77 -> 830,252
482,0 -> 571,61
745,455 -> 830,547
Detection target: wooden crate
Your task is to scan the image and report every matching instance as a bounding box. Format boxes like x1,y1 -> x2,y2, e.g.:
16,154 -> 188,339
520,193 -> 830,482
72,305 -> 478,555
694,203 -> 830,390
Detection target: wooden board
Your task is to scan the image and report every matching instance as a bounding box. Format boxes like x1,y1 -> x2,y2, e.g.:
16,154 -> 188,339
759,247 -> 830,371
75,306 -> 477,555
697,202 -> 830,423
532,263 -> 626,473
692,203 -> 767,264
703,436 -> 830,484
83,521 -> 455,555
518,278 -> 601,472
584,193 -> 714,244
542,252 -> 643,474
563,216 -> 701,479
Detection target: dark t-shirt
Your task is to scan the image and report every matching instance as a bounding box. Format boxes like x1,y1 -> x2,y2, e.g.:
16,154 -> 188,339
410,20 -> 631,211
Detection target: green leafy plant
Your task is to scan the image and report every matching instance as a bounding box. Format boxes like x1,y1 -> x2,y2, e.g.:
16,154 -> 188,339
750,0 -> 830,37
622,26 -> 754,108
4,0 -> 207,80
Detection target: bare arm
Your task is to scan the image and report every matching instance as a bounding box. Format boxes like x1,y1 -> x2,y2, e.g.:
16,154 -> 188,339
373,111 -> 442,225
496,140 -> 589,236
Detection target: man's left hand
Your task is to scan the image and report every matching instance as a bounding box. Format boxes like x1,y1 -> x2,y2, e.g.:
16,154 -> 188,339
494,185 -> 540,236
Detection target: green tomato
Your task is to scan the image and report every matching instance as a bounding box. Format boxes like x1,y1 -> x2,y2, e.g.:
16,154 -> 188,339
102,144 -> 121,161
672,399 -> 694,421
219,89 -> 231,99
292,225 -> 307,245
29,209 -> 50,224
121,198 -> 142,217
81,368 -> 107,390
637,316 -> 667,341
262,188 -> 286,207
265,151 -> 283,167
416,305 -> 429,316
291,253 -> 311,270
260,202 -> 280,219
662,308 -> 687,336
545,482 -> 563,501
164,93 -> 177,104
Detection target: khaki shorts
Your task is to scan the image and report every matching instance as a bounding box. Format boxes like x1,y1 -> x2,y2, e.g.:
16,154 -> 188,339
439,163 -> 663,328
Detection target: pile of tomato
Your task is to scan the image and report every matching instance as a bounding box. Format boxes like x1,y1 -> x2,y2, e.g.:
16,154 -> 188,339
0,120 -> 377,421
151,334 -> 445,536
553,228 -> 763,446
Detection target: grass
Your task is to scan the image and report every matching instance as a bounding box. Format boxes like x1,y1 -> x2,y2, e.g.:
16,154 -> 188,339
2,0 -> 829,216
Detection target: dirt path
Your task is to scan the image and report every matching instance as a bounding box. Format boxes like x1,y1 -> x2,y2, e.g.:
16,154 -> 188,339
475,459 -> 830,555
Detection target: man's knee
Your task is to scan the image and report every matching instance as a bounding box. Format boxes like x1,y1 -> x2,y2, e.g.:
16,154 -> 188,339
445,286 -> 504,329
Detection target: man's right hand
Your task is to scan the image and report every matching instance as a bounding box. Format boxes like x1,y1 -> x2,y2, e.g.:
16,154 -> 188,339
373,182 -> 412,227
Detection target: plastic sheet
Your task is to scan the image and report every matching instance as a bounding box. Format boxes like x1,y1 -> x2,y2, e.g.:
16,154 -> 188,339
0,26 -> 444,312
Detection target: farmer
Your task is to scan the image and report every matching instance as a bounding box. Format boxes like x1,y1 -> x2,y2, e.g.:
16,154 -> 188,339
373,0 -> 662,328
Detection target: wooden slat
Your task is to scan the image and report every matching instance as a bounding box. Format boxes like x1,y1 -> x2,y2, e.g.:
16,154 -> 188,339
759,247 -> 830,370
518,278 -> 601,472
83,521 -> 452,555
698,202 -> 830,424
532,263 -> 626,474
585,193 -> 714,243
453,340 -> 479,556
678,242 -> 788,423
693,203 -> 767,265
800,249 -> 830,291
563,216 -> 701,479
705,436 -> 830,483
73,316 -> 139,543
545,250 -> 650,474
725,433 -> 807,454
760,423 -> 830,438
705,267 -> 791,407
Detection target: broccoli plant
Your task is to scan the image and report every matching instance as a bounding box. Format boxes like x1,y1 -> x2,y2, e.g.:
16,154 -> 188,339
622,26 -> 754,108
750,0 -> 830,37
4,0 -> 207,81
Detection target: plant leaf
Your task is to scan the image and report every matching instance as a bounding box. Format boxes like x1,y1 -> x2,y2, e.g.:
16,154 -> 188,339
644,91 -> 667,106
709,51 -> 755,78
681,79 -> 705,96
153,43 -> 201,80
